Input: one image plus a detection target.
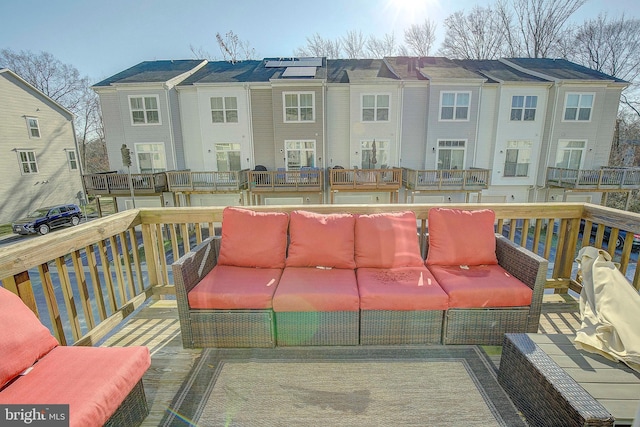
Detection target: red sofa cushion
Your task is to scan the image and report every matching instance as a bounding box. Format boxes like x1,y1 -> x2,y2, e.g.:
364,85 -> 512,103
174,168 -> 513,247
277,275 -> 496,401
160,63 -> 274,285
0,345 -> 150,427
427,264 -> 533,308
273,268 -> 359,312
0,286 -> 59,388
355,211 -> 424,268
188,265 -> 282,309
357,267 -> 449,310
286,210 -> 356,269
218,207 -> 289,268
426,208 -> 498,266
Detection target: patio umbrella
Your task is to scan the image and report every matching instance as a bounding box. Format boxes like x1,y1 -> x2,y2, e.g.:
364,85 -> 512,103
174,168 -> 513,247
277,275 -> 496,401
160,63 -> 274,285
371,140 -> 377,168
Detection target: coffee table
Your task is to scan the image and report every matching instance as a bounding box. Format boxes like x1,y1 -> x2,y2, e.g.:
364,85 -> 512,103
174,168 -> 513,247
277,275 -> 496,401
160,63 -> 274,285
498,333 -> 640,426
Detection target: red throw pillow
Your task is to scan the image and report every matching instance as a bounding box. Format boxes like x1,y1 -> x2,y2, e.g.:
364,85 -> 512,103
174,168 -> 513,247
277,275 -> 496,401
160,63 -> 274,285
355,211 -> 424,268
217,207 -> 289,268
426,208 -> 498,266
286,210 -> 356,269
0,286 -> 59,387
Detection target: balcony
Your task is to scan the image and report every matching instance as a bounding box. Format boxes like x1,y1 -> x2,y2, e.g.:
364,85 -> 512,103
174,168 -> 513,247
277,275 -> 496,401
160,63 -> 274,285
1,203 -> 639,424
402,167 -> 490,202
546,167 -> 640,190
166,169 -> 249,193
329,168 -> 402,203
83,171 -> 168,196
248,168 -> 324,204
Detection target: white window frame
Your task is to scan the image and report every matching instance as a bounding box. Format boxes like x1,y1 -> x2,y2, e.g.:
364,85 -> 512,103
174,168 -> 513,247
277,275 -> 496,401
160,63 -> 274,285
215,143 -> 242,171
436,139 -> 466,169
504,140 -> 533,177
439,91 -> 471,121
361,94 -> 391,122
510,96 -> 537,121
284,140 -> 316,170
283,92 -> 315,123
128,95 -> 161,125
26,117 -> 40,138
65,149 -> 79,171
556,139 -> 587,169
562,93 -> 594,122
17,150 -> 38,174
360,140 -> 390,169
210,97 -> 239,124
134,143 -> 166,173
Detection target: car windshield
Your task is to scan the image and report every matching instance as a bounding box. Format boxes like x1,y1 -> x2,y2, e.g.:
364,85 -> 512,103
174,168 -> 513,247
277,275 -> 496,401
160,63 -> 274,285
26,208 -> 51,218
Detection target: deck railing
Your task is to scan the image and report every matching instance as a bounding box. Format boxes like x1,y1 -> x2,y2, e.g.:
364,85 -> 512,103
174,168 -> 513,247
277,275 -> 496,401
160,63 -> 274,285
83,172 -> 168,195
546,167 -> 640,189
402,167 -> 490,191
1,203 -> 639,347
248,169 -> 324,192
166,169 -> 249,192
329,168 -> 402,190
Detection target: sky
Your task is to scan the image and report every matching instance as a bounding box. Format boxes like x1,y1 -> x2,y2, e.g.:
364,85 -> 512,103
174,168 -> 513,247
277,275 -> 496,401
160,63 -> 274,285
1,0 -> 637,84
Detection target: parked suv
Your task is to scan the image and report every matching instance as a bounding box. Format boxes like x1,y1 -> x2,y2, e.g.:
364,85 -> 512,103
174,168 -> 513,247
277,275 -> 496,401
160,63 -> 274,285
12,204 -> 82,235
579,219 -> 640,252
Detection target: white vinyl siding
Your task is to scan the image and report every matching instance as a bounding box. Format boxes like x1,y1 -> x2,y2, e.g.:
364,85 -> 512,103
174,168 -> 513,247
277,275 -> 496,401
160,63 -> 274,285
129,95 -> 161,125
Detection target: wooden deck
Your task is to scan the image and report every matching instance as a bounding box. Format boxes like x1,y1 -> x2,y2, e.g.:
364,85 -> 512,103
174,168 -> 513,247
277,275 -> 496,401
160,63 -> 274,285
100,294 -> 583,426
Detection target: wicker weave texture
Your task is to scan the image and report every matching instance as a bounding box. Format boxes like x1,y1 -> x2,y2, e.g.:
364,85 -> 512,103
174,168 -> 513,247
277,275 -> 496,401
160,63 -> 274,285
191,310 -> 275,348
275,311 -> 359,346
443,308 -> 529,345
104,380 -> 149,427
360,310 -> 444,345
498,334 -> 614,427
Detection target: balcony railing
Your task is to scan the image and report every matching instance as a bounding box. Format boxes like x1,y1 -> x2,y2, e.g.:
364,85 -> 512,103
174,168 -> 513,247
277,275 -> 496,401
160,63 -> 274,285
248,169 -> 324,192
83,172 -> 168,195
329,168 -> 402,190
166,169 -> 249,192
1,203 -> 639,348
403,167 -> 490,191
546,167 -> 640,190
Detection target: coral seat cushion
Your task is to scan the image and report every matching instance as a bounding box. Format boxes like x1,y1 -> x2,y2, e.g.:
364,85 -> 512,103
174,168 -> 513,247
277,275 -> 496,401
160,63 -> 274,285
273,268 -> 359,312
188,265 -> 282,309
286,210 -> 356,269
428,264 -> 533,308
355,211 -> 424,268
357,267 -> 449,310
217,207 -> 289,269
0,345 -> 150,427
0,286 -> 59,387
426,208 -> 498,266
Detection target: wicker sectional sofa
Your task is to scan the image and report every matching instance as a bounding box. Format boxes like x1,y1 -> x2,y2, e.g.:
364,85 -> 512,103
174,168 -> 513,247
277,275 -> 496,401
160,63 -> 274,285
0,286 -> 151,427
172,207 -> 547,348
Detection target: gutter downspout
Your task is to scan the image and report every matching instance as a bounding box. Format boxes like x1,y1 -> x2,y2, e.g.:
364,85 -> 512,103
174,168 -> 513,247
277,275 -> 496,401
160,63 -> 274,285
246,83 -> 255,170
322,81 -> 327,203
164,84 -> 178,171
543,81 -> 561,197
397,82 -> 404,167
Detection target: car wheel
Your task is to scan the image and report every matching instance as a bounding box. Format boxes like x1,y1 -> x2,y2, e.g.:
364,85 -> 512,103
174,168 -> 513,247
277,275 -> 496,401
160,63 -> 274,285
38,224 -> 50,235
616,235 -> 624,249
71,216 -> 80,226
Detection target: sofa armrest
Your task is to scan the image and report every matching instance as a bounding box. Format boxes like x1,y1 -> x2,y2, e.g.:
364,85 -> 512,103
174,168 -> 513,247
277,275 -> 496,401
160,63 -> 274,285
495,234 -> 548,332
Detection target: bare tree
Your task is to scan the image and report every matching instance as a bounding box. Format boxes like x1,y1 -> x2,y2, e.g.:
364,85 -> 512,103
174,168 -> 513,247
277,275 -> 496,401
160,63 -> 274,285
295,33 -> 342,58
342,30 -> 367,59
216,31 -> 256,62
497,0 -> 587,58
366,33 -> 400,58
189,44 -> 213,60
439,6 -> 505,60
404,20 -> 437,57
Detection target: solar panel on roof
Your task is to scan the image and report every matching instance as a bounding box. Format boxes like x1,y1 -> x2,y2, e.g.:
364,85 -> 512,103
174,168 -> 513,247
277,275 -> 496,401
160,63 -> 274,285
266,58 -> 323,68
282,67 -> 317,77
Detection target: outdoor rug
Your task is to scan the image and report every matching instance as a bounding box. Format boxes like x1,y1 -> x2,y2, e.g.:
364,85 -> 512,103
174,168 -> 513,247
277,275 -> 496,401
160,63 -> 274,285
161,346 -> 526,426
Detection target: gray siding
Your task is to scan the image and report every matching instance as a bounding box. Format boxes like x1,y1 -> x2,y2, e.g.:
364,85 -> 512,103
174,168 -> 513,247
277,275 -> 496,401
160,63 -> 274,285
251,89 -> 275,168
326,86 -> 350,168
400,86 -> 428,169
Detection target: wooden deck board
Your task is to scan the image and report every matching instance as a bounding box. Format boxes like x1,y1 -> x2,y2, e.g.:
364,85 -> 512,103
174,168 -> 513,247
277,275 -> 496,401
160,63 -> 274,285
101,294 -> 629,426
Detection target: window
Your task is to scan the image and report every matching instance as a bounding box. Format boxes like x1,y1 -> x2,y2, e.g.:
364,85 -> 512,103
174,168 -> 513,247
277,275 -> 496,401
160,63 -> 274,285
504,140 -> 532,177
66,149 -> 79,170
362,94 -> 390,121
360,140 -> 389,169
556,140 -> 586,169
285,140 -> 315,170
283,92 -> 314,122
215,143 -> 241,171
440,92 -> 470,121
510,96 -> 537,121
18,150 -> 38,174
26,117 -> 40,138
563,94 -> 593,121
129,96 -> 160,125
135,143 -> 166,173
437,140 -> 465,169
210,97 -> 238,123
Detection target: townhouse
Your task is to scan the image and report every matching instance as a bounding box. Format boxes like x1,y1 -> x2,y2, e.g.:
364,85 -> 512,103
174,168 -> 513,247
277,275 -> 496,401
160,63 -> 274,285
90,56 -> 628,209
0,68 -> 84,224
